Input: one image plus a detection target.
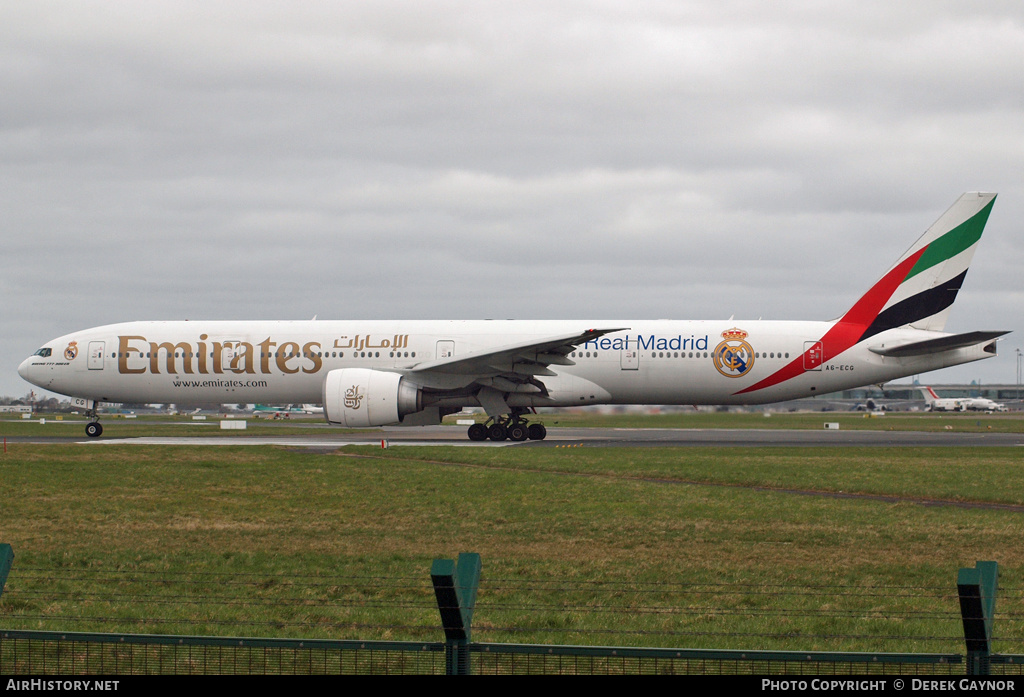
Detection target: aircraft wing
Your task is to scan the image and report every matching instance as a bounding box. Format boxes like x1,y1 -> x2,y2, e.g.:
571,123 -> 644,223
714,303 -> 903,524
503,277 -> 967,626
404,327 -> 628,390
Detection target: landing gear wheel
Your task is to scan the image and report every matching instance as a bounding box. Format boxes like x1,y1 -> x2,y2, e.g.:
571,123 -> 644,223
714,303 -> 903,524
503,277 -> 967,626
469,408 -> 543,442
85,422 -> 103,438
507,423 -> 529,441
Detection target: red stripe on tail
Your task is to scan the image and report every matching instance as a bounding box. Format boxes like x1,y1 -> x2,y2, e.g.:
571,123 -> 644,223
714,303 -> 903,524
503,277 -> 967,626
735,247 -> 926,396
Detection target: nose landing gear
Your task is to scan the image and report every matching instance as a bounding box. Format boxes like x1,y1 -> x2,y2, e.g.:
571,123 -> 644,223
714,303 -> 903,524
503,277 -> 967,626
83,404 -> 103,438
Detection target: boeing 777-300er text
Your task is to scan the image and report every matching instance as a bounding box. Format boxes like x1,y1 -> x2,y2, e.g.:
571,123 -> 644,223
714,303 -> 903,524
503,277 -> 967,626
20,192 -> 1008,440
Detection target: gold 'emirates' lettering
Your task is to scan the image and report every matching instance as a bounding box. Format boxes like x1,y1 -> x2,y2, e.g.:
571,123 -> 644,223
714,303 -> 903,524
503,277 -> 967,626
117,335 -> 323,376
276,341 -> 300,374
118,336 -> 146,374
303,342 -> 323,374
150,341 -> 196,374
198,335 -> 209,373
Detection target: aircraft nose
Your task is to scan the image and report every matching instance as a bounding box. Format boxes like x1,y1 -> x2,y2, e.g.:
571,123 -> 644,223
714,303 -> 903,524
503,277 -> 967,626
18,356 -> 34,382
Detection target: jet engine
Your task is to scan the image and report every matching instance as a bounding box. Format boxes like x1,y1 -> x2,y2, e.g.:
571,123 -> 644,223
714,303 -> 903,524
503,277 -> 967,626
322,368 -> 423,427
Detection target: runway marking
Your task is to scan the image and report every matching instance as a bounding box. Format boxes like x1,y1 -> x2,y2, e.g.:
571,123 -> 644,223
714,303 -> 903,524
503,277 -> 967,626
20,425 -> 1024,448
86,437 -> 523,447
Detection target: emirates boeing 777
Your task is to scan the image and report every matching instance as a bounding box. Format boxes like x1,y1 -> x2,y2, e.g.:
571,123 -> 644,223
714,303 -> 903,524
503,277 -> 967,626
19,192 -> 1007,440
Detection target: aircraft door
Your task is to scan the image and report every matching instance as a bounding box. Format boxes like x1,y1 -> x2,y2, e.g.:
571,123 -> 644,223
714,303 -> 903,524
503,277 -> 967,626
803,341 -> 823,371
88,341 -> 105,370
620,343 -> 639,370
436,340 -> 455,359
222,340 -> 241,372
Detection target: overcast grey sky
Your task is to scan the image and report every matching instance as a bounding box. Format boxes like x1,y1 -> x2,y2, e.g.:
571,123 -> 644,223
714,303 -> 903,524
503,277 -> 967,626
3,1 -> 1023,399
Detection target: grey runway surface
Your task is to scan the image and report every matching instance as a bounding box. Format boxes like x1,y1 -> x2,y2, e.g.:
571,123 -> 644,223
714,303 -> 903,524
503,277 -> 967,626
10,425 -> 1023,448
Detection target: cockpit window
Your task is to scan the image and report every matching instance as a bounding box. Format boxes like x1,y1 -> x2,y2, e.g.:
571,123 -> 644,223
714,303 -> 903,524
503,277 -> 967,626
34,348 -> 52,357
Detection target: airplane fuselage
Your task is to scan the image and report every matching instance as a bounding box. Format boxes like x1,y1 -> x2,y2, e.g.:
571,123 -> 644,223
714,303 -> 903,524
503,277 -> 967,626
17,194 -> 1007,439
19,319 -> 995,409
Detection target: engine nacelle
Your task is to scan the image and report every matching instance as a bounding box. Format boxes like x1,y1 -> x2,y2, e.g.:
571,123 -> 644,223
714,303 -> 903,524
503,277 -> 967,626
322,368 -> 422,427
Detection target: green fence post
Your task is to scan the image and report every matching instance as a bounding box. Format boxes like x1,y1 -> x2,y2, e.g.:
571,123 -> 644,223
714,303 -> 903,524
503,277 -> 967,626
0,544 -> 13,601
431,553 -> 481,675
957,560 -> 998,676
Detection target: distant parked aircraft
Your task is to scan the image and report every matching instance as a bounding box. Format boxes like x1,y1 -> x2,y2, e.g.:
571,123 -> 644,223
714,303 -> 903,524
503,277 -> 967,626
855,398 -> 890,413
918,386 -> 965,412
958,395 -> 1008,412
919,386 -> 1008,413
253,404 -> 323,417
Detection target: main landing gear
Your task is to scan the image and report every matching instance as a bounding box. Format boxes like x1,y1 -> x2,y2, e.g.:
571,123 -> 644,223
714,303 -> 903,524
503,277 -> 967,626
467,413 -> 547,442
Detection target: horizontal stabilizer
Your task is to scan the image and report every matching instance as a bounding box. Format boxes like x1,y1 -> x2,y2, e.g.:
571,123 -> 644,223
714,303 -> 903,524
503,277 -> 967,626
868,331 -> 1008,357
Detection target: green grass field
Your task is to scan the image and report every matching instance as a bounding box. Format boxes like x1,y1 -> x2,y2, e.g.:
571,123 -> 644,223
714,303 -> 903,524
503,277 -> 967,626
1,440 -> 1022,653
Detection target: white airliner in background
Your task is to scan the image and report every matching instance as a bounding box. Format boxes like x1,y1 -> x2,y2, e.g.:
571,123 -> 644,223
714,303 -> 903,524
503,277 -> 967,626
919,386 -> 1008,413
960,396 -> 1009,412
252,404 -> 324,417
19,192 -> 1008,440
918,386 -> 967,412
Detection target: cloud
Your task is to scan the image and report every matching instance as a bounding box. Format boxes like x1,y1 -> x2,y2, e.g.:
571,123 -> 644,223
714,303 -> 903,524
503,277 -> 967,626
4,1 -> 1023,396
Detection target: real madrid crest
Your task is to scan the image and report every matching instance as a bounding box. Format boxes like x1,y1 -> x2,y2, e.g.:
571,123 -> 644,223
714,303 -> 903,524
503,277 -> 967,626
64,341 -> 79,361
713,328 -> 754,378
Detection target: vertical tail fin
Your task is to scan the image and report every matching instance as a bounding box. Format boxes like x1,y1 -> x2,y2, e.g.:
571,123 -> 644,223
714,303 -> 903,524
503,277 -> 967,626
919,386 -> 940,404
838,192 -> 996,342
736,194 -> 997,397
